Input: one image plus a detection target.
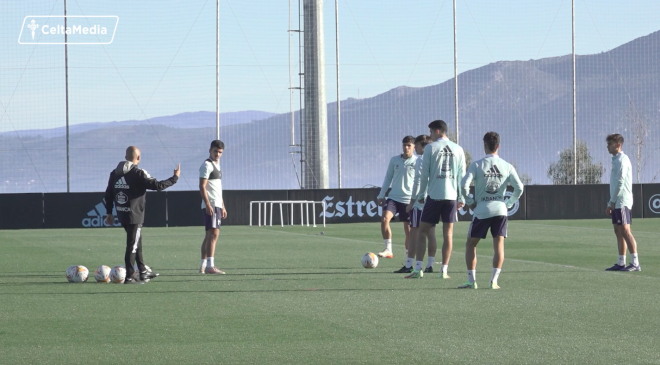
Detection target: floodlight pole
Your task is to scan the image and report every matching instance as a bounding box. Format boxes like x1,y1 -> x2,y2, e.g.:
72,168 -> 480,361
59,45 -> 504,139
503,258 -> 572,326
289,0 -> 295,146
216,0 -> 220,140
303,0 -> 329,189
64,0 -> 70,192
298,0 -> 305,188
335,0 -> 341,188
453,0 -> 459,143
572,0 -> 577,184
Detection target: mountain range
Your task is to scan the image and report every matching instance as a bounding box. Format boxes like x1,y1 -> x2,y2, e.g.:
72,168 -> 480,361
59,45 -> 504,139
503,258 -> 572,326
1,30 -> 658,193
0,110 -> 276,138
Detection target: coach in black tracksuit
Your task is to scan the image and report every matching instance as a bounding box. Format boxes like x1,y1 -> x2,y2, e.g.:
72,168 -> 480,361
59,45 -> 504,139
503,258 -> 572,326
104,146 -> 180,283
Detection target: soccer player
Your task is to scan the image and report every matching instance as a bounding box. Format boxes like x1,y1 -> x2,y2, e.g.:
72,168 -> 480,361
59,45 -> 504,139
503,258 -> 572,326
605,134 -> 641,271
104,146 -> 180,284
405,120 -> 465,279
395,135 -> 437,274
376,136 -> 417,259
199,140 -> 227,274
457,132 -> 523,289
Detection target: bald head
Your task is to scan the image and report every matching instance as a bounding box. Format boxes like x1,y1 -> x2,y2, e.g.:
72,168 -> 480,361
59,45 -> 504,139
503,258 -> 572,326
125,146 -> 141,163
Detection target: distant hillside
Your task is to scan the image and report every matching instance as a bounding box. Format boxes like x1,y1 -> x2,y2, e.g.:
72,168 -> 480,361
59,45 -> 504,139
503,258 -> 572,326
1,31 -> 658,193
0,110 -> 276,138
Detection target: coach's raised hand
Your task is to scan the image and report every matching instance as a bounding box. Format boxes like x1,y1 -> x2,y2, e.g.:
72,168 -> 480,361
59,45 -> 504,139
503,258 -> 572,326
174,163 -> 181,177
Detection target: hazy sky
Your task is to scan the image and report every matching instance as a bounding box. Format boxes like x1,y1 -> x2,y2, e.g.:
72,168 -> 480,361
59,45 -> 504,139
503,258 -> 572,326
1,0 -> 659,133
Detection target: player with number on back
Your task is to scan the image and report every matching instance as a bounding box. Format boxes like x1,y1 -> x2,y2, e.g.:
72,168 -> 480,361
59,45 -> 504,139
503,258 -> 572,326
605,134 -> 641,272
376,136 -> 417,259
458,132 -> 523,289
406,120 -> 466,279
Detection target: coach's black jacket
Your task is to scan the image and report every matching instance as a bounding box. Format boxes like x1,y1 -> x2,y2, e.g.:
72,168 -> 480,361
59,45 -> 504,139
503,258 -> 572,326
104,161 -> 178,225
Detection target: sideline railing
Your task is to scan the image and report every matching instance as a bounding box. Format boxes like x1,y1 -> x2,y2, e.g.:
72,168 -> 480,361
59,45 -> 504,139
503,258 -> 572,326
249,200 -> 326,227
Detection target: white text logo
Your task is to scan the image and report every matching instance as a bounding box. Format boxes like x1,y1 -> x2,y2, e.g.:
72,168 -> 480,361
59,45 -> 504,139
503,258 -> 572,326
19,16 -> 118,45
320,196 -> 382,218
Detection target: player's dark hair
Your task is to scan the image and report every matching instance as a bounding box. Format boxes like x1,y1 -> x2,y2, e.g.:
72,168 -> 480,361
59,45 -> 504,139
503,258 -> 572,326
414,134 -> 431,148
428,120 -> 447,134
606,134 -> 624,145
483,131 -> 500,153
402,135 -> 415,144
210,140 -> 225,150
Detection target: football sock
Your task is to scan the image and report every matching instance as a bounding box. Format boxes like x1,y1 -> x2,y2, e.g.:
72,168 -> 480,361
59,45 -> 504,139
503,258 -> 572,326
491,268 -> 501,283
207,257 -> 214,268
404,257 -> 413,268
200,259 -> 206,268
618,255 -> 626,266
426,256 -> 435,268
441,264 -> 448,274
414,261 -> 424,272
631,253 -> 639,266
467,270 -> 476,284
384,239 -> 392,252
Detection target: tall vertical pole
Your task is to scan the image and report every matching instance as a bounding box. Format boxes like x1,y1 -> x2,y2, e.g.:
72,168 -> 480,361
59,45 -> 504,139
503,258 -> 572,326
289,0 -> 295,145
303,0 -> 329,189
216,0 -> 220,140
335,0 -> 341,188
453,0 -> 459,143
572,0 -> 577,184
298,0 -> 305,187
64,0 -> 70,192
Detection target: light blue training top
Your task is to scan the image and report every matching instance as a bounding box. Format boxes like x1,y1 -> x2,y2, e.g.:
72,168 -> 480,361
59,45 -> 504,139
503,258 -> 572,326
609,151 -> 633,209
461,154 -> 524,219
415,137 -> 466,203
377,154 -> 418,204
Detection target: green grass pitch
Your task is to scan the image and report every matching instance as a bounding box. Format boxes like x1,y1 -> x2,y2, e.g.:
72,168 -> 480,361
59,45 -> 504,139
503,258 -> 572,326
1,219 -> 659,364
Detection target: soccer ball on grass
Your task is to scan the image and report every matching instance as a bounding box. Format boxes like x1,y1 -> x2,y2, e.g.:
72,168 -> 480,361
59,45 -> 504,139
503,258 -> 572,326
66,265 -> 89,283
361,252 -> 379,269
109,265 -> 127,284
94,265 -> 112,283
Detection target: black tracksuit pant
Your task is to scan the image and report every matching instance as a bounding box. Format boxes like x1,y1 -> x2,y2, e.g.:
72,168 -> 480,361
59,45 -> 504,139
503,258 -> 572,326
123,223 -> 145,279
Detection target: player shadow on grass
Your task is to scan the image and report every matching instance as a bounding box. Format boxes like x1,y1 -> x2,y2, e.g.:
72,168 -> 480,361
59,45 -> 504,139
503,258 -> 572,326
0,287 -> 460,295
0,273 -> 64,278
0,281 -> 88,287
150,272 -> 400,283
163,271 -> 397,276
160,267 -> 363,271
0,271 -> 398,288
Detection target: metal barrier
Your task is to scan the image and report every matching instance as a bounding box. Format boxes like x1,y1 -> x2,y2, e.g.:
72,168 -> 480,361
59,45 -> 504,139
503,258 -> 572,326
249,200 -> 326,227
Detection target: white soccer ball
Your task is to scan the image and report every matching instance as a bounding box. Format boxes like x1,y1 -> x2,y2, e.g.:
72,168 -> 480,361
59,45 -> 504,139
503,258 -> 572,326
66,265 -> 89,283
66,265 -> 77,282
94,265 -> 112,283
361,252 -> 379,269
110,265 -> 126,284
